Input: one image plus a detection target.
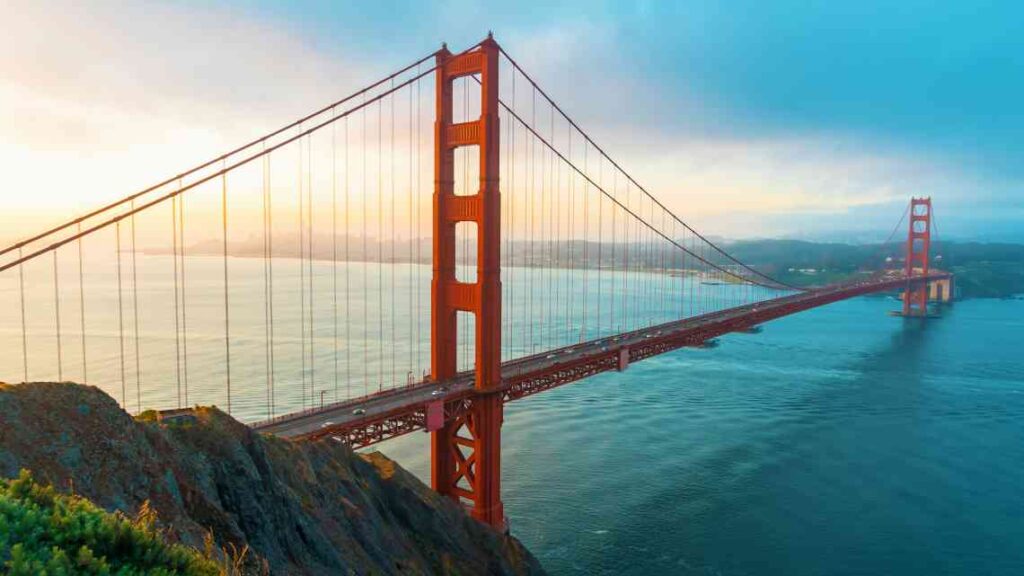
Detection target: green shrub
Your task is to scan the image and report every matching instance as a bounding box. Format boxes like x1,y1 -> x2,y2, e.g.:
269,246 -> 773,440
0,470 -> 221,575
135,410 -> 160,423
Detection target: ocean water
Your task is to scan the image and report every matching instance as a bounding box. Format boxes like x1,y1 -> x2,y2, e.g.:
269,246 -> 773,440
2,255 -> 1022,574
379,296 -> 1024,575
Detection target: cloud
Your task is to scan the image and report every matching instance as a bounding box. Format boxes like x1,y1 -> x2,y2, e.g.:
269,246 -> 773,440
0,0 -> 377,242
485,9 -> 1022,240
1,0 -> 1019,245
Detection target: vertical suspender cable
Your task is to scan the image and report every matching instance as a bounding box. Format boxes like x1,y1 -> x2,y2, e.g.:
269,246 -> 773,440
618,181 -> 626,330
263,145 -> 273,418
180,191 -> 189,406
552,107 -> 560,346
503,106 -> 511,358
596,156 -> 603,337
130,200 -> 141,411
651,201 -> 657,325
390,84 -> 396,387
620,175 -> 628,329
332,108 -> 339,401
268,154 -> 276,417
172,198 -> 181,406
569,128 -> 577,336
363,103 -> 369,395
631,193 -> 638,328
546,103 -> 555,348
539,97 -> 547,345
222,166 -> 231,415
298,130 -> 307,408
694,229 -> 700,316
415,75 -> 422,375
685,229 -> 691,318
630,183 -> 638,327
53,251 -> 62,381
660,210 -> 667,322
307,134 -> 314,405
645,199 -> 651,325
499,105 -> 507,358
646,195 -> 652,324
528,86 -> 536,353
684,228 -> 692,317
345,116 -> 351,398
509,71 -> 517,356
646,196 -> 652,323
581,138 -> 588,342
78,223 -> 87,384
699,240 -> 704,315
675,221 -> 682,318
408,82 -> 414,380
610,170 -> 617,332
377,98 -> 384,390
116,222 -> 126,406
631,185 -> 638,329
651,203 -> 657,322
704,242 -> 710,315
19,248 -> 27,382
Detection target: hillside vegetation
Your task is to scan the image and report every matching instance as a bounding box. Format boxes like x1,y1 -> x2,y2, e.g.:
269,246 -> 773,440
1,470 -> 222,575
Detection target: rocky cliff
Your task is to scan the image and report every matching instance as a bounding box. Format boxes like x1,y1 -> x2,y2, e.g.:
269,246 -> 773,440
0,382 -> 545,575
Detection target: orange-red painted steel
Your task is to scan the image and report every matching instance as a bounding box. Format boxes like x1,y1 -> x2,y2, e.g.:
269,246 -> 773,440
903,197 -> 932,316
430,37 -> 504,528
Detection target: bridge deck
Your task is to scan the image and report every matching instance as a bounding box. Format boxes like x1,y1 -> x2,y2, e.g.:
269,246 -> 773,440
252,272 -> 949,447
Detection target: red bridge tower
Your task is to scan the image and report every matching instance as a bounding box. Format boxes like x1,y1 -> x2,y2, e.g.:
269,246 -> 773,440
430,36 -> 505,528
902,197 -> 932,317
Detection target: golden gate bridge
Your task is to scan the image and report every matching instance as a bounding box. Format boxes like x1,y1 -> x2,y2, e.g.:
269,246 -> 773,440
0,34 -> 950,530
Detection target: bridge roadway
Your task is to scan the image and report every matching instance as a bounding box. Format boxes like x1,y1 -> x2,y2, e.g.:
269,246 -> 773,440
252,271 -> 949,447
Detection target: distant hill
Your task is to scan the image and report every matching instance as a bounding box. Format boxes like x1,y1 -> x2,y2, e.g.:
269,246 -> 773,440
157,235 -> 1024,299
727,239 -> 1024,298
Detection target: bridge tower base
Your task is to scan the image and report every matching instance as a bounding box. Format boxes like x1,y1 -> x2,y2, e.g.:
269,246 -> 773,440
430,37 -> 505,529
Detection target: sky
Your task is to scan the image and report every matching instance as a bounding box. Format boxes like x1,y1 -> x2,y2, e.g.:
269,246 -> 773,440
1,0 -> 1022,243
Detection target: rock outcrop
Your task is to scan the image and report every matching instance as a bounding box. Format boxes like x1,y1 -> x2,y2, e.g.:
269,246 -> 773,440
0,382 -> 545,575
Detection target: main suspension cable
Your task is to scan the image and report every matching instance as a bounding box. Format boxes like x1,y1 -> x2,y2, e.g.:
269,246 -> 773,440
498,97 -> 785,290
495,47 -> 799,291
0,49 -> 443,260
0,58 -> 449,274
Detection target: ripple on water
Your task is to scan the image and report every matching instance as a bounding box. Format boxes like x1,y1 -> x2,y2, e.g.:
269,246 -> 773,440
373,298 -> 1024,575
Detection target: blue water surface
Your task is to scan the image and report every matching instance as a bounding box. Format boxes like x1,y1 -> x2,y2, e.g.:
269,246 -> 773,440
380,296 -> 1024,575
